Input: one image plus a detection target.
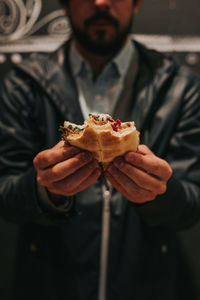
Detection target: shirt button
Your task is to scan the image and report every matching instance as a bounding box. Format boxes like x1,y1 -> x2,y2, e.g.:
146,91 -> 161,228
161,244 -> 168,254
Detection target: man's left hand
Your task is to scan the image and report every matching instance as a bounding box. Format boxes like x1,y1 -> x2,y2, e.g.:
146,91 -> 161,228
105,145 -> 173,204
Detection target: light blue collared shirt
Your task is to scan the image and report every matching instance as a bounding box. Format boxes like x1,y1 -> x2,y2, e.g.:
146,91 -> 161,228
70,38 -> 136,119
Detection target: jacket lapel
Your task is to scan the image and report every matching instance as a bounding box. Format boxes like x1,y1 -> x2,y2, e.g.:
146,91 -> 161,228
131,42 -> 178,149
16,42 -> 84,125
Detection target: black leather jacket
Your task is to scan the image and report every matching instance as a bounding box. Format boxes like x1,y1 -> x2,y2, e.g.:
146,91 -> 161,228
0,41 -> 200,300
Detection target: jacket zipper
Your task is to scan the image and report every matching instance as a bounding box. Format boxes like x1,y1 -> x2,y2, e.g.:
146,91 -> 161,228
98,180 -> 112,300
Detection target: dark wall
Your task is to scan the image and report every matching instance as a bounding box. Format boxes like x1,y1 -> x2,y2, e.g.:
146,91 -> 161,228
135,0 -> 200,35
1,0 -> 200,79
0,1 -> 200,299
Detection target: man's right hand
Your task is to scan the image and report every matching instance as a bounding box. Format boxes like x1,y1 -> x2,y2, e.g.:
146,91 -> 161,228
33,141 -> 102,197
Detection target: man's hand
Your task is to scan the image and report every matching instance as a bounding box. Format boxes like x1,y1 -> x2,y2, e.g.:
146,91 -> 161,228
105,145 -> 173,204
33,141 -> 101,197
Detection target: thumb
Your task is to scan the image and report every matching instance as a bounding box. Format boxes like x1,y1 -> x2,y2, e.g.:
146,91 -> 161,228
137,144 -> 154,155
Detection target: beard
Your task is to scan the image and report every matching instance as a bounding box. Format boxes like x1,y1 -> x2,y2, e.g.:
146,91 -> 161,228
68,12 -> 134,56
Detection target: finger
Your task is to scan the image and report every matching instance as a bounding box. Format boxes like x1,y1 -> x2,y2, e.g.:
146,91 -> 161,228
37,152 -> 94,185
48,161 -> 101,196
52,141 -> 65,149
105,164 -> 156,203
105,170 -> 132,200
114,157 -> 167,195
136,144 -> 154,155
105,169 -> 154,204
33,145 -> 81,170
124,152 -> 172,180
75,168 -> 102,193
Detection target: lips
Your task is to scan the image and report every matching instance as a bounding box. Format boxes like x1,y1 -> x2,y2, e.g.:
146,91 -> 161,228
92,19 -> 114,25
88,19 -> 117,31
85,13 -> 119,29
91,20 -> 114,28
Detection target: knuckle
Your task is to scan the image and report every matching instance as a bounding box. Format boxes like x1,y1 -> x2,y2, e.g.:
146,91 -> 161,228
166,167 -> 173,179
36,175 -> 43,185
158,183 -> 167,194
161,161 -> 173,179
43,156 -> 51,166
134,155 -> 144,165
33,157 -> 37,167
149,162 -> 159,174
148,192 -> 157,201
51,166 -> 59,178
37,154 -> 49,168
33,154 -> 42,168
139,144 -> 150,154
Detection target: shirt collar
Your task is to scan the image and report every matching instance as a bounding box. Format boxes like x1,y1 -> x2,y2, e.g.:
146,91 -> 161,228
70,43 -> 87,77
69,38 -> 135,78
113,38 -> 135,77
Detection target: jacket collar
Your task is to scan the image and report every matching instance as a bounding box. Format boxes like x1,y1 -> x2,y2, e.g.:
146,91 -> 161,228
69,38 -> 135,79
15,39 -> 178,133
130,41 -> 178,134
15,40 -> 84,125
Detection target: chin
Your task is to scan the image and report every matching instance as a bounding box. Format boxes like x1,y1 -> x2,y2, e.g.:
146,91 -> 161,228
72,26 -> 129,55
85,38 -> 126,55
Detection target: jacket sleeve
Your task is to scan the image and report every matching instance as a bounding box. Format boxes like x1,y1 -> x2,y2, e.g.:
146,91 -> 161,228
134,71 -> 200,230
0,69 -> 74,225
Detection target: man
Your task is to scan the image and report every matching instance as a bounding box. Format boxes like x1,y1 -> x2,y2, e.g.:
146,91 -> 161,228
0,0 -> 200,299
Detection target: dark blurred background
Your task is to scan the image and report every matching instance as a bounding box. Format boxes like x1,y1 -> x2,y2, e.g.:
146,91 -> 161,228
0,0 -> 200,299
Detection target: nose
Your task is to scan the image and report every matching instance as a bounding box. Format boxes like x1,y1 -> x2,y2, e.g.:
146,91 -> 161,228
94,0 -> 111,9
